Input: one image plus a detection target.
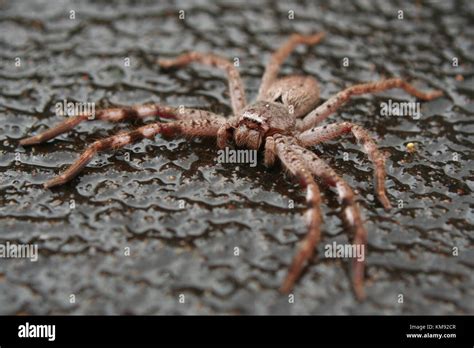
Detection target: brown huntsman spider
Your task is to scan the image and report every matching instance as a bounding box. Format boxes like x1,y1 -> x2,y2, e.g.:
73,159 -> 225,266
20,33 -> 442,300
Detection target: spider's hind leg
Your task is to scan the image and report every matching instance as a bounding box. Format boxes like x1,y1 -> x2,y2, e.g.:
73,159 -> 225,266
257,32 -> 325,100
158,52 -> 247,115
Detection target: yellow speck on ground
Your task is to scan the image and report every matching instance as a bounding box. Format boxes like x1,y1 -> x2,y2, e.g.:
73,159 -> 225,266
406,142 -> 416,153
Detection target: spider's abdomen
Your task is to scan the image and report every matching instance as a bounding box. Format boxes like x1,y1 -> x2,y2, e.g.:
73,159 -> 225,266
262,75 -> 320,118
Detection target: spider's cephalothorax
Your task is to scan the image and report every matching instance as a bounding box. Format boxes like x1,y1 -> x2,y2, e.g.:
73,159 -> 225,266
232,101 -> 294,150
19,32 -> 443,300
226,74 -> 321,150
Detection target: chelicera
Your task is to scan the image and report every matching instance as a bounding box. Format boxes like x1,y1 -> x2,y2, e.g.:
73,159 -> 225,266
20,33 -> 442,300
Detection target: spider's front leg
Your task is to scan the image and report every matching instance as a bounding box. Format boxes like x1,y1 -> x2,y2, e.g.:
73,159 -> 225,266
19,104 -> 219,145
297,78 -> 443,130
291,145 -> 367,300
298,122 -> 392,210
269,134 -> 323,294
257,32 -> 325,100
274,134 -> 367,300
43,118 -> 224,188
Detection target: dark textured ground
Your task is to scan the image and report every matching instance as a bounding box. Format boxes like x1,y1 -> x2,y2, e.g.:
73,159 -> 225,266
0,0 -> 473,314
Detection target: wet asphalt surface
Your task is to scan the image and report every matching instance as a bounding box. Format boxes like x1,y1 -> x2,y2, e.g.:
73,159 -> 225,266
0,0 -> 473,314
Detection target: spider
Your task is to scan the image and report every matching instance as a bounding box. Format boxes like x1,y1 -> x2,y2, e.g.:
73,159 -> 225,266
20,32 -> 442,300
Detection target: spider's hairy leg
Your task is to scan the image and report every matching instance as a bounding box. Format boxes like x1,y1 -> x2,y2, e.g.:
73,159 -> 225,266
216,116 -> 239,149
298,122 -> 392,210
43,118 -> 223,188
158,52 -> 247,114
290,144 -> 367,300
297,78 -> 443,131
257,32 -> 325,100
272,135 -> 323,294
19,104 -> 223,146
264,136 -> 276,167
